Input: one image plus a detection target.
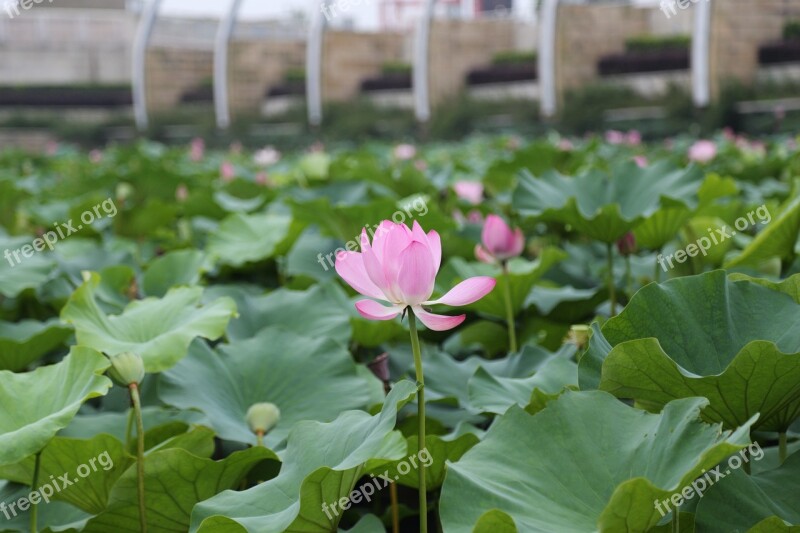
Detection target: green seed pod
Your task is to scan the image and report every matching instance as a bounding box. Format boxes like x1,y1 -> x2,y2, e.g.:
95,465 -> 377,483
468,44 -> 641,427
107,352 -> 145,386
568,325 -> 591,350
246,403 -> 281,434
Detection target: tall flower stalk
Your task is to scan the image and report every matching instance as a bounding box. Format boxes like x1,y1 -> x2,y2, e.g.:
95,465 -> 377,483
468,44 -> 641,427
335,220 -> 495,532
107,352 -> 147,533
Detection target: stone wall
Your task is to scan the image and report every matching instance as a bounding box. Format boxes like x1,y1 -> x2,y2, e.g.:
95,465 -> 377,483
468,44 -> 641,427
709,0 -> 789,97
555,3 -> 649,98
145,48 -> 213,112
428,18 -> 518,107
229,40 -> 306,114
321,31 -> 407,102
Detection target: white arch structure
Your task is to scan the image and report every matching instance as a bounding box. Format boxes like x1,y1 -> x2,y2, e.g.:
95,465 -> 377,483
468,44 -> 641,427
691,0 -> 712,107
132,0 -> 163,131
538,0 -> 558,118
412,0 -> 436,123
306,4 -> 327,127
214,0 -> 245,130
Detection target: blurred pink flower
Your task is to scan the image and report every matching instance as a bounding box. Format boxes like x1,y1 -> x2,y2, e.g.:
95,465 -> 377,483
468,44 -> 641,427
89,150 -> 103,164
414,159 -> 428,171
255,172 -> 271,186
605,130 -> 626,145
394,143 -> 417,161
626,130 -> 642,146
688,140 -> 717,163
633,155 -> 648,168
175,184 -> 189,202
45,141 -> 59,156
254,146 -> 281,166
558,138 -> 574,151
507,136 -> 522,150
220,161 -> 236,182
616,232 -> 636,256
190,138 -> 205,161
335,221 -> 495,331
475,214 -> 525,264
453,181 -> 483,205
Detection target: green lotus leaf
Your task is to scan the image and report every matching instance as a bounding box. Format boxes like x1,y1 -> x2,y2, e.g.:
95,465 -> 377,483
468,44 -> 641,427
142,249 -> 207,297
467,346 -> 577,414
206,212 -> 299,267
189,380 -> 418,533
158,328 -> 379,446
340,514 -> 385,532
0,347 -> 112,466
439,391 -> 755,533
581,271 -> 800,431
0,434 -> 132,514
60,272 -> 237,372
203,283 -> 351,344
81,446 -> 276,533
0,236 -> 55,298
513,161 -> 703,243
438,247 -> 567,319
0,319 -> 72,371
725,189 -> 800,269
0,480 -> 90,532
694,450 -> 800,531
368,431 -> 480,490
632,199 -> 692,251
61,407 -> 205,442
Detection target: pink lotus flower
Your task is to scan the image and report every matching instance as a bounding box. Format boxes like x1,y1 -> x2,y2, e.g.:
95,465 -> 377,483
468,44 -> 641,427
688,140 -> 717,163
254,146 -> 281,167
175,184 -> 189,202
190,138 -> 204,161
475,215 -> 525,264
616,232 -> 636,256
335,221 -> 496,331
558,138 -> 574,151
414,159 -> 428,172
605,130 -> 626,145
633,155 -> 648,168
220,161 -> 235,182
626,130 -> 642,146
394,143 -> 417,161
453,181 -> 483,205
89,150 -> 103,164
255,172 -> 271,186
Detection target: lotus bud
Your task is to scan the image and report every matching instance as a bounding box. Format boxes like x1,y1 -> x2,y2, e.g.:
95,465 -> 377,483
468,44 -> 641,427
246,403 -> 280,435
116,182 -> 134,203
616,232 -> 637,256
368,353 -> 391,384
107,352 -> 145,386
567,325 -> 590,350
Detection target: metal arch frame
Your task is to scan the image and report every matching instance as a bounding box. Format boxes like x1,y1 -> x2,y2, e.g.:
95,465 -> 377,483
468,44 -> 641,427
306,2 -> 327,127
538,0 -> 558,118
691,0 -> 712,108
132,0 -> 163,131
413,0 -> 436,123
214,0 -> 245,130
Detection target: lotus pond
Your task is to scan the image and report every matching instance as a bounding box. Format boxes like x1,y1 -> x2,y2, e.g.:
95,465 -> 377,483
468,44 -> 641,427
0,133 -> 799,533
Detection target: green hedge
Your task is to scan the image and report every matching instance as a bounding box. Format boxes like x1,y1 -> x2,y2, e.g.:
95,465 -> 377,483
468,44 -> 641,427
381,61 -> 412,75
784,21 -> 800,40
491,50 -> 537,66
624,35 -> 691,53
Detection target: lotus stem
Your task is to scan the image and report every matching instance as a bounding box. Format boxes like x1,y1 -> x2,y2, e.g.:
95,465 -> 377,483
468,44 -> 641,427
130,383 -> 148,533
779,433 -> 787,464
125,406 -> 135,450
390,482 -> 400,533
501,262 -> 518,353
607,242 -> 617,316
654,248 -> 662,283
30,451 -> 41,533
407,309 -> 427,533
671,509 -> 679,533
256,430 -> 264,448
625,255 -> 632,299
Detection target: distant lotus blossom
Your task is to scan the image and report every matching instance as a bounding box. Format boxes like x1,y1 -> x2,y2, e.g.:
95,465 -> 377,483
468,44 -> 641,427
475,214 -> 525,264
507,136 -> 522,150
688,140 -> 717,163
453,181 -> 483,205
335,221 -> 495,331
255,172 -> 271,186
89,150 -> 103,164
394,144 -> 417,161
722,127 -> 736,142
558,138 -> 574,151
254,146 -> 281,167
309,142 -> 325,153
220,162 -> 236,182
605,130 -> 640,146
633,156 -> 648,168
414,160 -> 428,172
626,130 -> 642,145
190,138 -> 204,161
46,141 -> 59,156
616,232 -> 636,256
453,209 -> 484,226
176,184 -> 189,202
